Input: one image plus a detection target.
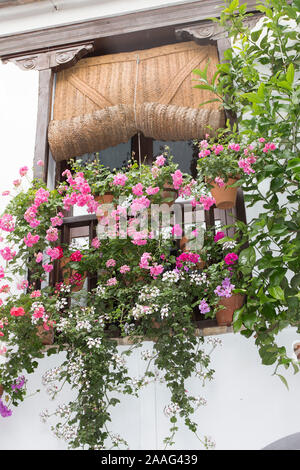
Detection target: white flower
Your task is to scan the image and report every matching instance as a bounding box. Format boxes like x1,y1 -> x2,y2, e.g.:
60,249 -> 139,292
76,320 -> 92,332
138,286 -> 160,302
222,240 -> 237,250
164,402 -> 181,417
206,337 -> 222,347
141,349 -> 155,360
55,404 -> 71,418
112,353 -> 126,368
189,272 -> 208,285
86,337 -> 102,349
204,435 -> 216,450
162,270 -> 181,283
132,304 -> 152,320
40,409 -> 50,423
160,305 -> 169,319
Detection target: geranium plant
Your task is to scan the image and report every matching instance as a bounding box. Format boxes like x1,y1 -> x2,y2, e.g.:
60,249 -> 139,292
0,154 -> 226,449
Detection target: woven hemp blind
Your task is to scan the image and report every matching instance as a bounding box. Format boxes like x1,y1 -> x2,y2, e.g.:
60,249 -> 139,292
48,42 -> 225,161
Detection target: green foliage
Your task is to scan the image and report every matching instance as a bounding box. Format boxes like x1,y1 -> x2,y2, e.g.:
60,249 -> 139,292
194,0 -> 300,375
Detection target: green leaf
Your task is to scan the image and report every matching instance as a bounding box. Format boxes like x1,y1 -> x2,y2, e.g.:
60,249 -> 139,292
277,374 -> 289,390
286,63 -> 295,85
239,247 -> 256,269
269,286 -> 285,302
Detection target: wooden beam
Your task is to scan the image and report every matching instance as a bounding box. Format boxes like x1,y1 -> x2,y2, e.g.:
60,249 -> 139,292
33,68 -> 53,181
0,0 -> 45,7
0,0 -> 259,59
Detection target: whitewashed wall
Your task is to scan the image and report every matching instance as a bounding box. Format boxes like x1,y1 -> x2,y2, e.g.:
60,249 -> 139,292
0,1 -> 299,450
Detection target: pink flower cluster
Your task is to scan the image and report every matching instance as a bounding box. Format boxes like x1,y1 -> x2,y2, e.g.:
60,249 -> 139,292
113,173 -> 128,186
24,232 -> 40,247
139,252 -> 164,279
130,196 -> 150,216
62,170 -> 98,213
214,278 -> 235,298
0,247 -> 16,261
262,142 -> 276,153
70,250 -> 82,262
176,252 -> 200,268
0,214 -> 15,232
192,195 -> 216,211
50,212 -> 64,227
238,154 -> 257,175
214,231 -> 225,242
224,252 -> 238,265
155,155 -> 166,167
171,170 -> 183,190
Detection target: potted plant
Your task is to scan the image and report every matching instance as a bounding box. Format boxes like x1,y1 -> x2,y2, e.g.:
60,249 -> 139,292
196,128 -> 245,209
0,159 -> 225,449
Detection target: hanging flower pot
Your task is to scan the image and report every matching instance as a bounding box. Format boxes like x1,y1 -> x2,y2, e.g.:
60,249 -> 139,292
216,294 -> 244,326
95,193 -> 114,205
60,257 -> 86,292
95,193 -> 115,221
209,177 -> 239,210
162,184 -> 178,206
36,324 -> 54,346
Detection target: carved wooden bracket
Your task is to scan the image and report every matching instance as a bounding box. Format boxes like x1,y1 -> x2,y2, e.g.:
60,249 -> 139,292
3,43 -> 94,72
175,13 -> 263,43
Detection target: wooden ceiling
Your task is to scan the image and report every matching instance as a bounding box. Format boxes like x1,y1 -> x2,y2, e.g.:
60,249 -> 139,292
0,0 -> 45,7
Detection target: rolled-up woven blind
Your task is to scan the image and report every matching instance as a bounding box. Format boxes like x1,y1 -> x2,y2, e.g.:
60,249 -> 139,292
48,42 -> 224,161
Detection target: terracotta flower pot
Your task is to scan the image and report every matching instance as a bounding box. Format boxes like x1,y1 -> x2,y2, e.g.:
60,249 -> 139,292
216,294 -> 244,326
0,384 -> 3,397
95,193 -> 115,221
209,177 -> 239,210
162,184 -> 178,206
60,256 -> 86,292
36,325 -> 54,345
95,193 -> 114,205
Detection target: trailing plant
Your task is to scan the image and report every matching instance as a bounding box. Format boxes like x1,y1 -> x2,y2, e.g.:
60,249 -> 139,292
194,0 -> 300,378
0,157 -> 224,449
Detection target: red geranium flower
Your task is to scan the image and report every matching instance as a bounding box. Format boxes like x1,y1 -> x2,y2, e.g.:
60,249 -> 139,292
10,307 -> 25,317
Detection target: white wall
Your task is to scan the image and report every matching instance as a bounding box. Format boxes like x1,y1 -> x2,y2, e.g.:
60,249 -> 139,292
0,2 -> 299,451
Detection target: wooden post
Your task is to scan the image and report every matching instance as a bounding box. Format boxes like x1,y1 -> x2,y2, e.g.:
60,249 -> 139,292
33,68 -> 53,182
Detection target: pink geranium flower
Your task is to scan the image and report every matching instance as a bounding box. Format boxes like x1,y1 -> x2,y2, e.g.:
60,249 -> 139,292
224,253 -> 239,265
30,290 -> 41,298
146,186 -> 160,196
132,183 -> 143,196
214,231 -> 225,242
113,173 -> 128,186
150,264 -> 164,279
155,155 -> 166,166
106,258 -> 116,268
46,227 -> 58,242
120,265 -> 130,274
171,224 -> 183,237
42,263 -> 54,273
91,237 -> 100,249
10,307 -> 25,317
171,170 -> 183,190
0,214 -> 15,232
24,232 -> 40,247
35,252 -> 43,263
107,277 -> 117,286
70,250 -> 82,262
0,247 -> 16,261
19,166 -> 29,177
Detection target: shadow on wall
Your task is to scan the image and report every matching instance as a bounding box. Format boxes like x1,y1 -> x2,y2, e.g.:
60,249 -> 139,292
263,433 -> 300,450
